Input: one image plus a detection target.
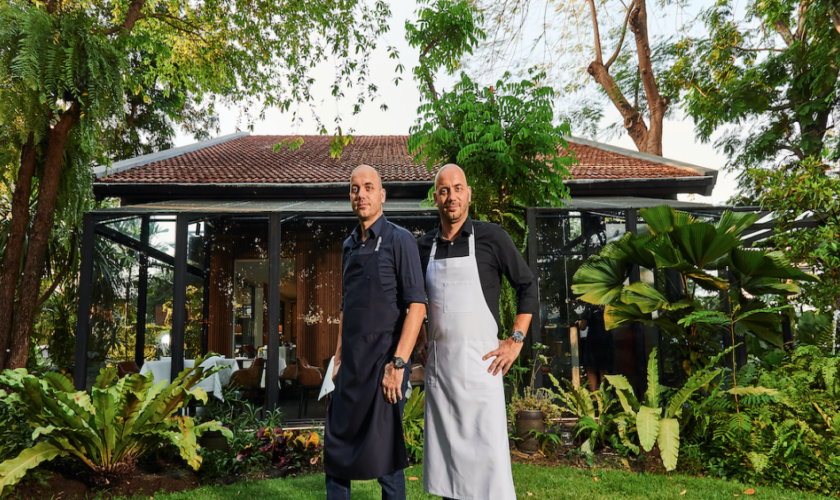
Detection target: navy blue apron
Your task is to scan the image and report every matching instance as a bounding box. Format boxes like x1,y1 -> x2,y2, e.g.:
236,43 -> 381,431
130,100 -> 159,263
325,223 -> 410,480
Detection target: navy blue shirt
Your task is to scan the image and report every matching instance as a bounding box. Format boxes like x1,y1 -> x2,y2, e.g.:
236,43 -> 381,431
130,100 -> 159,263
341,214 -> 426,311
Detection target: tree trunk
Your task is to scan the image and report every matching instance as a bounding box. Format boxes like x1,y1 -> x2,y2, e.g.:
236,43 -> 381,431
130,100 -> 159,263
0,133 -> 37,371
628,0 -> 666,156
587,61 -> 650,151
587,0 -> 666,156
7,104 -> 79,369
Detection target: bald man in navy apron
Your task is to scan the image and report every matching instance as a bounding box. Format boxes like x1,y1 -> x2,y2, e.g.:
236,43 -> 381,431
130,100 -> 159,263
324,165 -> 426,500
416,164 -> 539,500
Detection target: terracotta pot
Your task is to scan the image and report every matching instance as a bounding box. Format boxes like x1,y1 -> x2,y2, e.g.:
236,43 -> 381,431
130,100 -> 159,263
515,410 -> 545,454
199,429 -> 230,452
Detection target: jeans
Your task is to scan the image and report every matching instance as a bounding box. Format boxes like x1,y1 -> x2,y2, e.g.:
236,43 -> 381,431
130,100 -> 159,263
325,469 -> 406,500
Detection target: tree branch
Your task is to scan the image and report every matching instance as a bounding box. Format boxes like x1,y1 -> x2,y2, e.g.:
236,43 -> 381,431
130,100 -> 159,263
628,0 -> 666,155
605,1 -> 634,70
774,19 -> 795,47
99,0 -> 147,35
831,4 -> 840,34
587,61 -> 649,150
587,0 -> 604,64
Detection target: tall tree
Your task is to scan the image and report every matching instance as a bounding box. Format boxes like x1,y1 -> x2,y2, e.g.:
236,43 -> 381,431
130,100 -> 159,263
471,0 -> 677,155
663,0 -> 840,318
0,0 -> 392,370
665,0 -> 840,192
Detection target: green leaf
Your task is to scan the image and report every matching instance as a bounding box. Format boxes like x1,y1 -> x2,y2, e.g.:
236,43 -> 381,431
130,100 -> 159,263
658,418 -> 680,471
640,206 -> 695,236
614,418 -> 640,455
572,257 -> 627,305
601,233 -> 658,268
636,405 -> 661,452
670,223 -> 741,269
0,442 -> 65,494
645,348 -> 659,408
716,211 -> 759,236
620,282 -> 669,314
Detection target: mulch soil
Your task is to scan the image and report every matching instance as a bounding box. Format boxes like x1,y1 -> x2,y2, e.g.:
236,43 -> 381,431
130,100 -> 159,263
11,458 -> 314,500
510,445 -> 667,475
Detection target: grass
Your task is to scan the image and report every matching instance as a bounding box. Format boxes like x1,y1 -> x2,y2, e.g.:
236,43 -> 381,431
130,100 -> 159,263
129,463 -> 826,500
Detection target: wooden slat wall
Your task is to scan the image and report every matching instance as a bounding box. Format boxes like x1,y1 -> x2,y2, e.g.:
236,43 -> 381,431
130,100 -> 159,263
207,223 -> 267,355
294,231 -> 343,370
206,221 -> 344,368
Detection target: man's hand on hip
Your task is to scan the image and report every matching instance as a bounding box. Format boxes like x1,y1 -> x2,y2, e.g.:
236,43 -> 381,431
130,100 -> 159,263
483,338 -> 524,376
381,363 -> 404,404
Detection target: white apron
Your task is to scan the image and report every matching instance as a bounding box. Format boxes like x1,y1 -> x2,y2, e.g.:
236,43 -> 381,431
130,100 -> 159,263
423,230 -> 516,500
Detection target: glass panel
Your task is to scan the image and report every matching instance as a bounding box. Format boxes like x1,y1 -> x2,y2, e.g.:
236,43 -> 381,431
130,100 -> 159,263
536,210 -> 630,390
149,216 -> 176,258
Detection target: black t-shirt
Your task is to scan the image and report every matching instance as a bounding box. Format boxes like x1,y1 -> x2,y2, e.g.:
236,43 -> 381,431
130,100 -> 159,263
417,217 -> 539,331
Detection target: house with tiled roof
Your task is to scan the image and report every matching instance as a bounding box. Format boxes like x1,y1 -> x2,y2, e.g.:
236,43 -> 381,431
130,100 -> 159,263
92,133 -> 717,203
74,132 -> 725,416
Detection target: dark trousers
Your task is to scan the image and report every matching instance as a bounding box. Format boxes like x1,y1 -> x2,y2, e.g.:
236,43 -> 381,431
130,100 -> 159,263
325,470 -> 406,500
325,377 -> 412,500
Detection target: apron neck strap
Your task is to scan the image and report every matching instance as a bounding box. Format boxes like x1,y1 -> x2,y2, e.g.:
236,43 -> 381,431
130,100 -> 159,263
428,225 -> 475,262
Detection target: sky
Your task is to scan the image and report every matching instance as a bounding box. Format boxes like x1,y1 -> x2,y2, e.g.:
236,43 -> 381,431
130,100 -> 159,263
172,1 -> 739,205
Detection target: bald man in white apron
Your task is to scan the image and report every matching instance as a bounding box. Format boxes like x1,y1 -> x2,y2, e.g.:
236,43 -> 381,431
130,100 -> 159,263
416,164 -> 538,500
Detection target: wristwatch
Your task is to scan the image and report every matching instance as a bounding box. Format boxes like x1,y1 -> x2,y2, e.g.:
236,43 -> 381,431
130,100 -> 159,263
511,330 -> 526,343
392,356 -> 407,369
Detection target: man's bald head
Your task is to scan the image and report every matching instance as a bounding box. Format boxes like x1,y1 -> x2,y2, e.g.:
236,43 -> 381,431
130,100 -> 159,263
350,164 -> 383,188
435,163 -> 467,189
349,164 -> 386,223
433,163 -> 471,227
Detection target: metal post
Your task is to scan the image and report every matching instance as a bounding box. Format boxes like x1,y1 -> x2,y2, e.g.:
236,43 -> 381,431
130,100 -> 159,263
266,214 -> 282,410
73,213 -> 96,390
625,209 -> 648,397
201,222 -> 212,355
525,208 -> 542,389
170,214 -> 189,382
135,216 -> 150,368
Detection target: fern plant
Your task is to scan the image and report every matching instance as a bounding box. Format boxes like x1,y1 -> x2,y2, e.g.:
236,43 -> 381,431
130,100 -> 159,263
605,347 -> 734,471
0,357 -> 230,493
681,346 -> 840,495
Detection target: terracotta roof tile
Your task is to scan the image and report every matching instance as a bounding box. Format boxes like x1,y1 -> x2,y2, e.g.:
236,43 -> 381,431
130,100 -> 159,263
99,135 -> 701,184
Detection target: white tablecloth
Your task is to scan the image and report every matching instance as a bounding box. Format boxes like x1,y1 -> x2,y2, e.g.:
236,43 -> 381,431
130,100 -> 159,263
260,357 -> 287,389
139,357 -> 239,400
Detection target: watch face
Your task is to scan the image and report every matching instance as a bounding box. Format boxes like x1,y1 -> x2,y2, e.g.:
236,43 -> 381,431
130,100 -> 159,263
393,357 -> 406,368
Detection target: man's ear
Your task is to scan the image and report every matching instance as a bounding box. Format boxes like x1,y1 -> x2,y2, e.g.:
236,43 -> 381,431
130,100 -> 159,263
468,186 -> 472,203
381,188 -> 386,204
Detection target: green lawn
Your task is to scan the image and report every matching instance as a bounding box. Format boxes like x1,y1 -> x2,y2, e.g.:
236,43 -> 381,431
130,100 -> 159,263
137,463 -> 824,500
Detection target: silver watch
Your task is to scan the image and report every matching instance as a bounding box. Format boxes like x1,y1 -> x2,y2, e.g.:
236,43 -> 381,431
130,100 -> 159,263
511,330 -> 525,343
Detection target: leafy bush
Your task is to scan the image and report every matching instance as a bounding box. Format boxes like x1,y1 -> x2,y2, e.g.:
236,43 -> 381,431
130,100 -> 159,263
682,346 -> 840,495
605,348 -> 730,471
403,389 -> 425,463
0,357 -> 229,493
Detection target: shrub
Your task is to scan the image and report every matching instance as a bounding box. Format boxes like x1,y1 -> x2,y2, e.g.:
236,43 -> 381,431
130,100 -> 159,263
682,346 -> 840,495
0,357 -> 229,493
403,388 -> 425,463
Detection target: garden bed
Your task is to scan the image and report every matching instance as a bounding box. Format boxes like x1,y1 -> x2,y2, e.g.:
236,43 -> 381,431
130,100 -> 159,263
12,458 -> 323,500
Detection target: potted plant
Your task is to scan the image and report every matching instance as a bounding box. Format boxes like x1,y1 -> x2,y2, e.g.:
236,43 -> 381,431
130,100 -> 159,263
508,343 -> 562,454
